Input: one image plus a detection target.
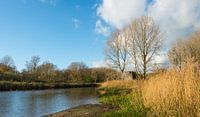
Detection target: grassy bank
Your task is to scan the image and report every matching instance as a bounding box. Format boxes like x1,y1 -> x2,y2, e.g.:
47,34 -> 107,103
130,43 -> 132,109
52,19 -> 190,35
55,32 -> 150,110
99,80 -> 149,117
99,63 -> 200,117
0,81 -> 100,91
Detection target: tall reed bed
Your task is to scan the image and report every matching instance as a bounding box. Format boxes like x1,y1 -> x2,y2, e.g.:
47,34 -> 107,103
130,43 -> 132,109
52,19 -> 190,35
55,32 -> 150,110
142,62 -> 200,116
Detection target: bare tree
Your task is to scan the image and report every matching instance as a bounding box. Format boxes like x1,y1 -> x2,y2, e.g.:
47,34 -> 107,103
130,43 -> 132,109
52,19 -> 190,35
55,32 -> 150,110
68,62 -> 88,82
0,55 -> 15,68
0,55 -> 16,72
26,56 -> 40,72
127,16 -> 164,79
168,31 -> 200,68
105,30 -> 129,73
37,61 -> 57,80
68,62 -> 88,71
168,39 -> 187,69
38,61 -> 57,74
185,31 -> 200,63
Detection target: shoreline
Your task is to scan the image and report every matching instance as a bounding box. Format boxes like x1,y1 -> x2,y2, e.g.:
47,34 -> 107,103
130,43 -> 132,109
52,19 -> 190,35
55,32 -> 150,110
43,104 -> 118,117
0,81 -> 100,91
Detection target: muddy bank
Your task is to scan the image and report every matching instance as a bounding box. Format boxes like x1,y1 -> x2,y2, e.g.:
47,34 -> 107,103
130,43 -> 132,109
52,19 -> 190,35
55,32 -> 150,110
44,104 -> 118,117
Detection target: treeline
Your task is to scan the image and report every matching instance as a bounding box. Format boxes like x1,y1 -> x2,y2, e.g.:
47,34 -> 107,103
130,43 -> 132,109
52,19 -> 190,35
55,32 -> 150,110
0,56 -> 122,84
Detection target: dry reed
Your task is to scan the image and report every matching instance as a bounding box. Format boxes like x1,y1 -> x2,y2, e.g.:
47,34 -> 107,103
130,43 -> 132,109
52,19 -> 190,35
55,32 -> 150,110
100,80 -> 138,90
142,62 -> 200,117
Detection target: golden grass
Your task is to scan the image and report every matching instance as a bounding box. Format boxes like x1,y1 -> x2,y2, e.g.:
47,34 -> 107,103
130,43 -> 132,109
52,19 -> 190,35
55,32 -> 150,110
142,62 -> 200,117
100,61 -> 200,116
100,80 -> 138,90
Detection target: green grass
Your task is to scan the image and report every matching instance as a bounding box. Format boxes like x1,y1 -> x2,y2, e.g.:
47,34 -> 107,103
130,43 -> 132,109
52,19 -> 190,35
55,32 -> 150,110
99,87 -> 149,117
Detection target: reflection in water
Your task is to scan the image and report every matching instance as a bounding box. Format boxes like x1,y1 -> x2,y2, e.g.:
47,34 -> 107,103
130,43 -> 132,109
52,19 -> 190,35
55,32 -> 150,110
0,88 -> 99,117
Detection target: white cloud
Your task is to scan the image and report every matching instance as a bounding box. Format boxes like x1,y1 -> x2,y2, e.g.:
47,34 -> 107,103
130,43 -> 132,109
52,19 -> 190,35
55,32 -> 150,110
95,20 -> 110,36
153,52 -> 168,64
148,0 -> 200,46
72,18 -> 81,29
92,60 -> 108,68
97,0 -> 200,43
96,0 -> 200,63
97,0 -> 146,29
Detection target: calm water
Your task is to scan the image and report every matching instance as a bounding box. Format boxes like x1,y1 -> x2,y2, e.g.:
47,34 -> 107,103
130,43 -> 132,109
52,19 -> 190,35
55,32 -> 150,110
0,88 -> 99,117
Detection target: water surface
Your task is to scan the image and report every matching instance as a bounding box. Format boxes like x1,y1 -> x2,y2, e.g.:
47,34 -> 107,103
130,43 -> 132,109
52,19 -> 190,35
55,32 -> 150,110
0,88 -> 99,117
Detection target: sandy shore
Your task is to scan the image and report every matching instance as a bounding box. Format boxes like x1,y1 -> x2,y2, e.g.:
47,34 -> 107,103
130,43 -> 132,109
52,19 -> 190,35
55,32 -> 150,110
43,104 -> 118,117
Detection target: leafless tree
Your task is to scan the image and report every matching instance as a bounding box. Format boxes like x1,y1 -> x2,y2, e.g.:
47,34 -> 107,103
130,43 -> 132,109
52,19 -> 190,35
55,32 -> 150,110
68,62 -> 88,71
0,55 -> 15,68
185,31 -> 200,63
38,61 -> 57,74
67,62 -> 88,82
26,56 -> 40,72
168,39 -> 187,69
0,55 -> 16,72
105,30 -> 129,73
168,31 -> 200,68
37,61 -> 57,80
127,16 -> 164,79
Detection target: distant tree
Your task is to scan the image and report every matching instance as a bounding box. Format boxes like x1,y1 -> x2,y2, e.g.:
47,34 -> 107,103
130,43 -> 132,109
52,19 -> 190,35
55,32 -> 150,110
105,30 -> 129,73
168,31 -> 200,68
68,62 -> 88,82
0,55 -> 15,68
25,56 -> 40,72
38,61 -> 56,74
37,61 -> 57,81
127,16 -> 164,79
168,39 -> 187,69
185,31 -> 200,63
68,62 -> 88,71
0,55 -> 16,72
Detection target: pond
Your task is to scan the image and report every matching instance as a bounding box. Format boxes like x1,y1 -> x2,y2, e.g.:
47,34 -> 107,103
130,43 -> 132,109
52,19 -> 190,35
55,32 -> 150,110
0,88 -> 99,117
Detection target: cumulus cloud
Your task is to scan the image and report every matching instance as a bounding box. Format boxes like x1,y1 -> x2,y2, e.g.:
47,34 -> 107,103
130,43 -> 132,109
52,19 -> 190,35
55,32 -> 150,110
148,0 -> 200,46
72,18 -> 81,29
97,0 -> 146,29
96,0 -> 200,63
95,20 -> 110,36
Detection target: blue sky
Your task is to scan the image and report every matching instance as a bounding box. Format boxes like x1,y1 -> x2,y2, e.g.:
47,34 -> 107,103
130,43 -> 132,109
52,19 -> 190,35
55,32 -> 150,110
1,0 -> 200,70
0,0 -> 106,70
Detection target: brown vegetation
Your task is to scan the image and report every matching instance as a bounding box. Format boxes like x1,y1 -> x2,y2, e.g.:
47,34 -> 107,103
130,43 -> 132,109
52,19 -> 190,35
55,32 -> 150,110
100,61 -> 200,117
100,80 -> 138,90
168,31 -> 200,69
142,61 -> 200,116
